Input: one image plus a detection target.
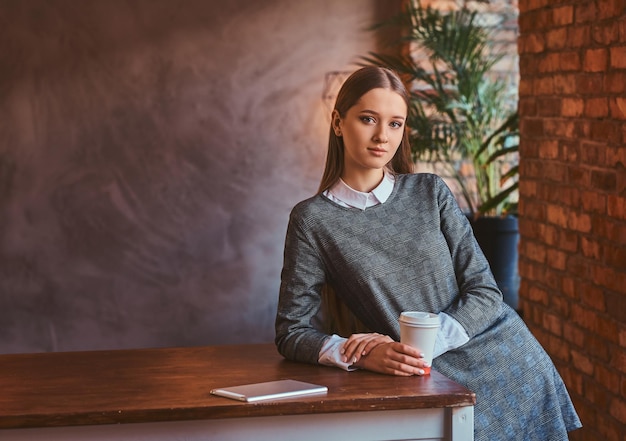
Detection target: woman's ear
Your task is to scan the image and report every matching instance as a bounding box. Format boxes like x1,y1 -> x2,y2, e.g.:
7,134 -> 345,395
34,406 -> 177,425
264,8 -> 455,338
331,110 -> 342,137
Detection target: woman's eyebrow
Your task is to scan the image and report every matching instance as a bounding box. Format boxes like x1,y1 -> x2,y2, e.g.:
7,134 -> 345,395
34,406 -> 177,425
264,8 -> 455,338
359,109 -> 406,120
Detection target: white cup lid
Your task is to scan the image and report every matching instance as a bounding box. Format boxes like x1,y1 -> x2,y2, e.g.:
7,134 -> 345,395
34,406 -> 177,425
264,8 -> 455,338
399,311 -> 440,326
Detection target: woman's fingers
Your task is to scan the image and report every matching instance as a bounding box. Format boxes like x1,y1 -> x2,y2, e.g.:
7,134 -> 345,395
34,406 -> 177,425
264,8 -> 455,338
354,342 -> 430,376
341,333 -> 390,363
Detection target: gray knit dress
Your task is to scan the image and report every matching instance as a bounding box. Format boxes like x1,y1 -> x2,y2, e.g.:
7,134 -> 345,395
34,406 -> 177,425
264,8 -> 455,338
275,173 -> 581,440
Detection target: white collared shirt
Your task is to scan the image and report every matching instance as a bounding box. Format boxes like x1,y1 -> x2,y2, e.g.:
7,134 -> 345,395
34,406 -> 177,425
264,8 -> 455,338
318,171 -> 470,370
324,171 -> 395,210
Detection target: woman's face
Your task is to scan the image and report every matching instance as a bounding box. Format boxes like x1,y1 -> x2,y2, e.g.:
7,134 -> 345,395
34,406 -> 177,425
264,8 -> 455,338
333,88 -> 407,180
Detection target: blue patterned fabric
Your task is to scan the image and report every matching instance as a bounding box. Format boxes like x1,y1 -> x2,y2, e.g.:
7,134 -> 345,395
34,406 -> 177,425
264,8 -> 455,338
275,173 -> 581,440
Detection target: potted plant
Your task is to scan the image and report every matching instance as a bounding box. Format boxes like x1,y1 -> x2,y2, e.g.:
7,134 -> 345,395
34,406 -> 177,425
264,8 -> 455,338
363,0 -> 521,309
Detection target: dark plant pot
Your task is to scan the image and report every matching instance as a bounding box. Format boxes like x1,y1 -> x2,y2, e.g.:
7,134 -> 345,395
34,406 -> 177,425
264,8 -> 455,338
468,215 -> 520,311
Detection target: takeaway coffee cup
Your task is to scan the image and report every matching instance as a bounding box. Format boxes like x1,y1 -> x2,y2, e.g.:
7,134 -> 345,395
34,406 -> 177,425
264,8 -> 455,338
399,311 -> 440,374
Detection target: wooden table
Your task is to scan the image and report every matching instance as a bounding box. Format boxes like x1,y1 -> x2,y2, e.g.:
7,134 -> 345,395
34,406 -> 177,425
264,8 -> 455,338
0,343 -> 475,441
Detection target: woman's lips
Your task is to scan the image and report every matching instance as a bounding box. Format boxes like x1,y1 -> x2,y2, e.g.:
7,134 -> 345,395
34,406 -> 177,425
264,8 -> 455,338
368,147 -> 388,156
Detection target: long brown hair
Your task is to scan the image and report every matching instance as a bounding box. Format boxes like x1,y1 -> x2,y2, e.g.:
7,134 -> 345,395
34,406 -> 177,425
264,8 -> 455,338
317,66 -> 414,194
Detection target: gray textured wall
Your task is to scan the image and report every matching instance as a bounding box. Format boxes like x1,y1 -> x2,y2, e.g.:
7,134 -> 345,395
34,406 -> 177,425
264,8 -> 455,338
0,0 -> 395,353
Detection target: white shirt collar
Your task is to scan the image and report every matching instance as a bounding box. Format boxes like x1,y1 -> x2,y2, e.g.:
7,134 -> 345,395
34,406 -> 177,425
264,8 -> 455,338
325,171 -> 395,210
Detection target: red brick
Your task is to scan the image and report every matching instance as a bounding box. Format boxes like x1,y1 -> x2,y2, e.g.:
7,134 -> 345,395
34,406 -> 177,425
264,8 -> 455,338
612,349 -> 626,375
561,98 -> 584,117
609,397 -> 626,425
556,228 -> 579,253
519,10 -> 539,32
543,269 -> 565,293
577,73 -> 604,94
597,0 -> 625,19
607,195 -> 626,220
521,33 -> 545,53
528,285 -> 549,304
553,73 -> 577,94
596,413 -> 621,441
571,349 -> 595,375
567,254 -> 590,276
518,97 -> 536,116
580,141 -> 606,165
610,46 -> 626,69
593,217 -> 626,245
520,118 -> 544,136
567,251 -> 591,279
571,303 -> 605,334
604,72 -> 626,93
592,265 -> 626,293
609,396 -> 626,425
544,119 -> 577,138
533,75 -> 554,94
519,55 -> 539,76
584,48 -> 608,72
580,190 -> 607,213
561,187 -> 582,207
605,292 -> 626,323
609,97 -> 626,119
521,159 -> 541,178
592,21 -> 621,45
595,364 -> 621,392
559,51 -> 581,71
525,240 -> 547,263
584,376 -> 611,407
568,166 -> 591,187
544,312 -> 564,336
591,170 -> 617,192
589,120 -> 622,143
569,211 -> 592,233
612,144 -> 626,167
537,97 -> 562,116
518,78 -> 534,96
561,276 -> 577,298
560,140 -> 580,161
544,28 -> 566,50
580,236 -> 602,259
520,259 -> 547,283
563,322 -> 585,347
597,316 -> 620,344
546,205 -> 568,228
620,12 -> 626,40
538,52 -> 559,72
576,119 -> 591,139
562,368 -> 584,397
553,5 -> 574,26
546,248 -> 568,270
540,222 -> 558,245
537,139 -> 559,158
567,24 -> 591,48
585,97 -> 609,118
604,244 -> 626,268
550,294 -> 571,316
575,1 -> 596,23
576,73 -> 604,95
579,278 -> 605,310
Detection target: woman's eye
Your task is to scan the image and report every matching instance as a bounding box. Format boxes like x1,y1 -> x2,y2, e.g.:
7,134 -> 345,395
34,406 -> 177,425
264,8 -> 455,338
360,116 -> 376,124
390,121 -> 403,129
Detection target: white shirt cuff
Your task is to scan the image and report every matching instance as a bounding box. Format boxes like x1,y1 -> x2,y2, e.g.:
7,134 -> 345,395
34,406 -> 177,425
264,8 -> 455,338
433,312 -> 470,358
318,334 -> 358,371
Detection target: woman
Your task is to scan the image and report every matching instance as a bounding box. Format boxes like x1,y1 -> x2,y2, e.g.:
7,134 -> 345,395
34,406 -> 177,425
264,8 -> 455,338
275,66 -> 581,440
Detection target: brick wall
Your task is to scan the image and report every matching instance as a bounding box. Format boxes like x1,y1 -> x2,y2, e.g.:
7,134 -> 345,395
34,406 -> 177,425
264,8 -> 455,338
517,1 -> 626,440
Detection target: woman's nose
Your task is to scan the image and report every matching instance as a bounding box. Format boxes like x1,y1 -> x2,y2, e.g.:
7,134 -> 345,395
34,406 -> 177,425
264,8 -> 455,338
373,126 -> 389,143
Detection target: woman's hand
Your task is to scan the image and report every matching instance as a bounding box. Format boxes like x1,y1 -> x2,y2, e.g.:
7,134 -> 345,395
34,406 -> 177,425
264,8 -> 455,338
340,333 -> 394,365
352,341 -> 430,376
